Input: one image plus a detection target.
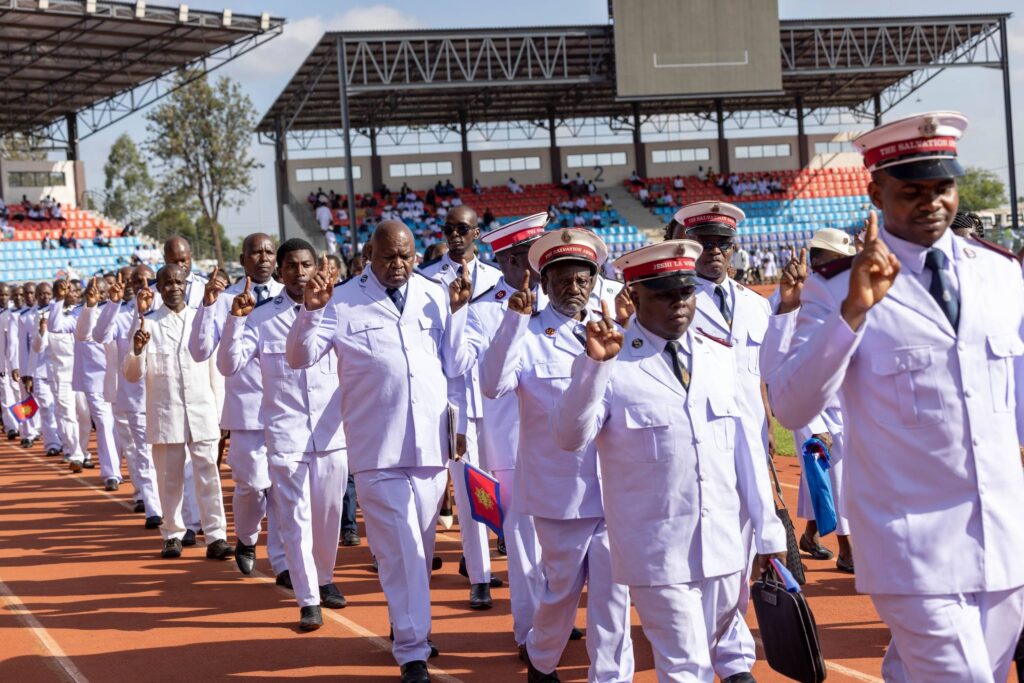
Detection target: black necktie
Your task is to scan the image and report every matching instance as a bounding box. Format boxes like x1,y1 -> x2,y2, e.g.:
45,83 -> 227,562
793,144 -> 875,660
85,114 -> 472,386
714,285 -> 732,328
924,249 -> 959,330
665,340 -> 691,391
386,287 -> 405,313
254,285 -> 269,304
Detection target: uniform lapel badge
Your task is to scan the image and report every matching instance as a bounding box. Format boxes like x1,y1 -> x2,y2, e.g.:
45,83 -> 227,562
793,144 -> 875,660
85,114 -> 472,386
545,327 -> 556,336
273,295 -> 283,304
359,274 -> 368,283
964,247 -> 976,259
631,337 -> 643,349
495,290 -> 507,301
736,283 -> 745,291
442,264 -> 450,271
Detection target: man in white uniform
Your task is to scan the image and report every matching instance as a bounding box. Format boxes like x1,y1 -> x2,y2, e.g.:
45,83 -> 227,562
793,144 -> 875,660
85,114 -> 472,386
189,233 -> 287,579
420,205 -> 503,608
124,265 -> 232,562
554,240 -> 786,681
47,280 -> 95,472
23,282 -> 61,457
480,228 -> 634,683
286,221 -> 470,683
765,111 -> 1024,681
219,238 -> 348,632
0,283 -> 18,440
11,283 -> 41,447
163,236 -> 208,310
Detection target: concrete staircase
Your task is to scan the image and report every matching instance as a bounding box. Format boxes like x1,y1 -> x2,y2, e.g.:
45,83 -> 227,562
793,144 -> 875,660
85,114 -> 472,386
603,184 -> 665,243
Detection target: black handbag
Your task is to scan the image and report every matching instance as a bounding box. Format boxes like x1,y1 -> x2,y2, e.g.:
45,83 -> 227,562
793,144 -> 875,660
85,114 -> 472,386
751,561 -> 827,683
767,455 -> 806,585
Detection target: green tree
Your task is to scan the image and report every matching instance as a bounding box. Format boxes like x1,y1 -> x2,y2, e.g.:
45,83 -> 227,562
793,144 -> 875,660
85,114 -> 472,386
144,70 -> 260,266
957,166 -> 1007,212
143,195 -> 232,263
103,134 -> 154,227
0,131 -> 48,160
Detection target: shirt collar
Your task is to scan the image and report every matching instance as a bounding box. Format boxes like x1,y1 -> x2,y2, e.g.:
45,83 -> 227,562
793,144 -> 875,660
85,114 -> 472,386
366,266 -> 408,296
882,226 -> 955,276
635,320 -> 691,354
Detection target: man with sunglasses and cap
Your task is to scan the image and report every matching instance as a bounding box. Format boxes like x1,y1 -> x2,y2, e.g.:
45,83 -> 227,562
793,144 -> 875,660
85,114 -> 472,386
765,111 -> 1024,681
671,201 -> 785,683
481,227 -> 634,683
420,205 -> 503,609
552,240 -> 786,680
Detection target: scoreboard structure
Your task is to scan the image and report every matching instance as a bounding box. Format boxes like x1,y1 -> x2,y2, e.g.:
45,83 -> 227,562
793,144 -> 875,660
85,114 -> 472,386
612,0 -> 783,100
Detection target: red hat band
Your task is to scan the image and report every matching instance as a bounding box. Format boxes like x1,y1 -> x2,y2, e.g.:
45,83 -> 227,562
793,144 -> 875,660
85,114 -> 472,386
539,244 -> 597,269
863,136 -> 958,169
623,257 -> 695,283
684,213 -> 736,229
491,226 -> 545,251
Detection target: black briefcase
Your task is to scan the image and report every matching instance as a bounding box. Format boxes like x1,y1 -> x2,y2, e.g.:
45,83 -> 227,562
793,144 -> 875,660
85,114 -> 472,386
751,561 -> 826,683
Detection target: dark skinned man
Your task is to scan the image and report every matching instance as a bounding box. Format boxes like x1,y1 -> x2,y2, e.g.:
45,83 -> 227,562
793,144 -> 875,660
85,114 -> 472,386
47,279 -> 93,470
480,227 -> 634,683
163,236 -> 207,309
765,111 -> 1024,680
22,281 -> 61,456
125,265 -> 232,561
0,283 -> 17,439
9,282 -> 40,447
189,233 -> 288,580
286,220 -> 471,683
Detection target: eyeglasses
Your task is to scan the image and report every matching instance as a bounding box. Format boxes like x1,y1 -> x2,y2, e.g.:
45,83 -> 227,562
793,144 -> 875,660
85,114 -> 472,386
696,238 -> 734,252
442,222 -> 475,236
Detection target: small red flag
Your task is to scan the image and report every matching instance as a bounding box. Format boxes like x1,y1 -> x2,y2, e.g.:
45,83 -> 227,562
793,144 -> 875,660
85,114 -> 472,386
9,395 -> 38,423
463,462 -> 504,537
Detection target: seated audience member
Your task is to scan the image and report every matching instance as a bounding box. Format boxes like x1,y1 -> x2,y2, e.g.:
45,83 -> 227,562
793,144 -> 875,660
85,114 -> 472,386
697,165 -> 708,181
59,228 -> 79,249
50,204 -> 66,221
507,177 -> 524,194
602,194 -> 613,210
672,175 -> 685,190
40,232 -> 52,249
472,178 -> 482,195
28,205 -> 47,222
121,222 -> 137,237
628,170 -> 645,187
94,227 -> 111,248
482,208 -> 496,228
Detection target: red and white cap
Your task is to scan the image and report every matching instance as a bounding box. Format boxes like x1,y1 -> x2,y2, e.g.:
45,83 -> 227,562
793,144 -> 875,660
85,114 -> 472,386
673,201 -> 746,237
527,228 -> 609,274
481,212 -> 548,254
853,111 -> 967,179
613,240 -> 702,291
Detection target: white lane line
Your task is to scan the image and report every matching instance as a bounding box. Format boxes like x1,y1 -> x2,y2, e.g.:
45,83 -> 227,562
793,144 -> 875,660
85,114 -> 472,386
753,635 -> 883,683
0,576 -> 91,683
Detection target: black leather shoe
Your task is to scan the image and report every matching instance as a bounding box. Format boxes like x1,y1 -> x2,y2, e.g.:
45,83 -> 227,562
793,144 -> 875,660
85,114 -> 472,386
799,533 -> 834,560
428,639 -> 439,658
400,660 -> 430,683
145,516 -> 163,529
371,556 -> 379,573
181,529 -> 197,546
205,539 -> 233,560
489,576 -> 504,588
276,570 -> 293,589
20,437 -> 30,448
7,429 -> 17,440
496,537 -> 507,556
235,541 -> 256,574
104,478 -> 119,491
469,583 -> 492,610
518,644 -> 528,662
526,656 -> 559,682
46,448 -> 61,457
299,605 -> 323,632
723,674 -> 756,683
341,529 -> 361,546
82,459 -> 95,469
161,538 -> 182,559
431,556 -> 442,571
319,583 -> 347,609
569,627 -> 583,641
836,555 -> 855,574
69,460 -> 82,473
458,555 -> 469,578
133,500 -> 146,513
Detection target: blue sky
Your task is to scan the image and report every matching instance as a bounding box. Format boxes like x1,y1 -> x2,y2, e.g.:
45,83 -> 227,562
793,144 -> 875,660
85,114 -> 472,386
74,0 -> 1024,239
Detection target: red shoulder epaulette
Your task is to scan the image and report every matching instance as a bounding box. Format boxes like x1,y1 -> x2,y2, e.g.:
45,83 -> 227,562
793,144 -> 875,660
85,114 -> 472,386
969,235 -> 1021,262
812,255 -> 855,280
695,327 -> 732,348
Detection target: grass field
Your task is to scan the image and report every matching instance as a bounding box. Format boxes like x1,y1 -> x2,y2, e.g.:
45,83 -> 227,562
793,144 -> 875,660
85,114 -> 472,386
773,418 -> 796,457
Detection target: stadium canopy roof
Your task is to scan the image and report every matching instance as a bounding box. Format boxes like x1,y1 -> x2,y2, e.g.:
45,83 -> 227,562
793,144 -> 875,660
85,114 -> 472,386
259,14 -> 1010,136
1,0 -> 284,145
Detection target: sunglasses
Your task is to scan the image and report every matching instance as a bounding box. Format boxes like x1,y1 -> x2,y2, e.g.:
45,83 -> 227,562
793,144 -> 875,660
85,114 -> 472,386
442,223 -> 475,236
696,238 -> 734,251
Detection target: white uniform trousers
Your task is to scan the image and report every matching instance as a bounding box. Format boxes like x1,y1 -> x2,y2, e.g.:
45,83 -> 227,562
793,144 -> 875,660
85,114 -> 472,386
0,374 -> 17,433
450,417 -> 491,584
83,391 -> 119,482
32,379 -> 61,452
493,467 -> 543,646
227,429 -> 286,574
794,426 -> 850,535
527,516 -> 634,682
152,439 -> 227,543
17,384 -> 39,440
55,383 -> 92,463
871,586 -> 1024,683
182,456 -> 201,532
356,465 -> 448,666
268,448 -> 348,608
631,572 -> 744,683
116,411 -> 161,517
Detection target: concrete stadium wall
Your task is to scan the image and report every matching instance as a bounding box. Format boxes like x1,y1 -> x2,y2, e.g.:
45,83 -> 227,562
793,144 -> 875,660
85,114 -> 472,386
1,159 -> 79,207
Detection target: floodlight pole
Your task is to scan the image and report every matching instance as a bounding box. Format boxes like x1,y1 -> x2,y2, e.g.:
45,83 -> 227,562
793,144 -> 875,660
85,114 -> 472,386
273,114 -> 288,243
336,35 -> 360,258
999,17 -> 1019,231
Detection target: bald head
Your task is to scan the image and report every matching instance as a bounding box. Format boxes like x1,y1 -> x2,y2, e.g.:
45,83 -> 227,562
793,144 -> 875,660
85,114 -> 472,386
163,236 -> 193,273
369,220 -> 416,289
240,232 -> 276,283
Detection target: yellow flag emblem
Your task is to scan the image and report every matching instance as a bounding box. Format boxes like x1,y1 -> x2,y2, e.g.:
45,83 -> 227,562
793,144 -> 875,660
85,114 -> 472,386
474,487 -> 495,510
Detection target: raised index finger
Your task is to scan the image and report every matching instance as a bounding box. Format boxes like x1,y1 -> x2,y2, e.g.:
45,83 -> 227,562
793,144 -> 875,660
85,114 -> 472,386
600,298 -> 612,322
520,270 -> 531,292
863,210 -> 879,243
243,276 -> 251,294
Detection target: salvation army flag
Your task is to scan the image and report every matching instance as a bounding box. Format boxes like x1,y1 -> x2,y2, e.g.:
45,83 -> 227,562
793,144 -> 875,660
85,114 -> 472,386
463,462 -> 504,537
8,395 -> 38,423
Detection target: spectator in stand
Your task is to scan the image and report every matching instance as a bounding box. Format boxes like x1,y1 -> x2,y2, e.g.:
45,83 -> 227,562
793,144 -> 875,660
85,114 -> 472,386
94,227 -> 112,248
379,183 -> 391,201
59,228 -> 79,249
780,244 -> 792,266
697,165 -> 708,181
472,178 -> 482,195
316,187 -> 328,206
425,188 -> 437,207
41,232 -> 53,249
121,222 -> 137,237
637,186 -> 650,206
757,176 -> 770,195
399,182 -> 411,196
628,170 -> 645,187
0,217 -> 10,240
672,175 -> 685,191
602,193 -> 613,210
586,179 -> 597,195
507,177 -> 524,194
560,173 -> 571,190
348,255 -> 366,277
450,194 -> 463,208
335,207 -> 348,226
574,196 -> 587,214
50,204 -> 65,221
731,243 -> 751,283
0,197 -> 7,219
306,191 -> 317,206
444,179 -> 455,195
573,213 -> 586,227
28,205 -> 47,222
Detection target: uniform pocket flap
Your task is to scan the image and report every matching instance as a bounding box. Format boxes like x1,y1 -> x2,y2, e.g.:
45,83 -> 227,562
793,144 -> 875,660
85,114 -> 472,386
988,334 -> 1024,358
419,318 -> 441,331
871,346 -> 933,376
260,340 -> 287,355
623,403 -> 669,429
747,324 -> 766,344
348,319 -> 384,334
706,390 -> 736,417
534,361 -> 572,379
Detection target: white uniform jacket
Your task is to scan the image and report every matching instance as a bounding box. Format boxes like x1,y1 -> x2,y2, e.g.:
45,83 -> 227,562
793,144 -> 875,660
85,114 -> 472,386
479,304 -> 604,520
47,302 -> 107,394
286,270 -> 466,474
554,322 -> 787,586
93,301 -> 146,414
219,292 -> 344,456
123,306 -> 221,445
74,304 -> 119,403
25,306 -> 51,382
42,304 -> 76,385
189,278 -> 283,431
764,230 -> 1024,595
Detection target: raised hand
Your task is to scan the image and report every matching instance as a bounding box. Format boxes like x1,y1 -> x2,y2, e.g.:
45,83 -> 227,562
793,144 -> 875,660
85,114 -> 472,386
133,316 -> 150,355
203,266 -> 225,307
136,285 -> 154,316
449,259 -> 472,312
777,247 -> 807,314
22,376 -> 33,395
108,272 -> 125,304
585,300 -> 624,362
613,285 -> 635,327
84,276 -> 101,307
507,271 -> 535,316
304,255 -> 334,311
53,278 -> 69,301
841,211 -> 900,330
39,315 -> 47,335
231,276 -> 256,317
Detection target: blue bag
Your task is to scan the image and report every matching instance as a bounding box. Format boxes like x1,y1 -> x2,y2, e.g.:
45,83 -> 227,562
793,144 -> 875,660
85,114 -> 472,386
801,437 -> 837,537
